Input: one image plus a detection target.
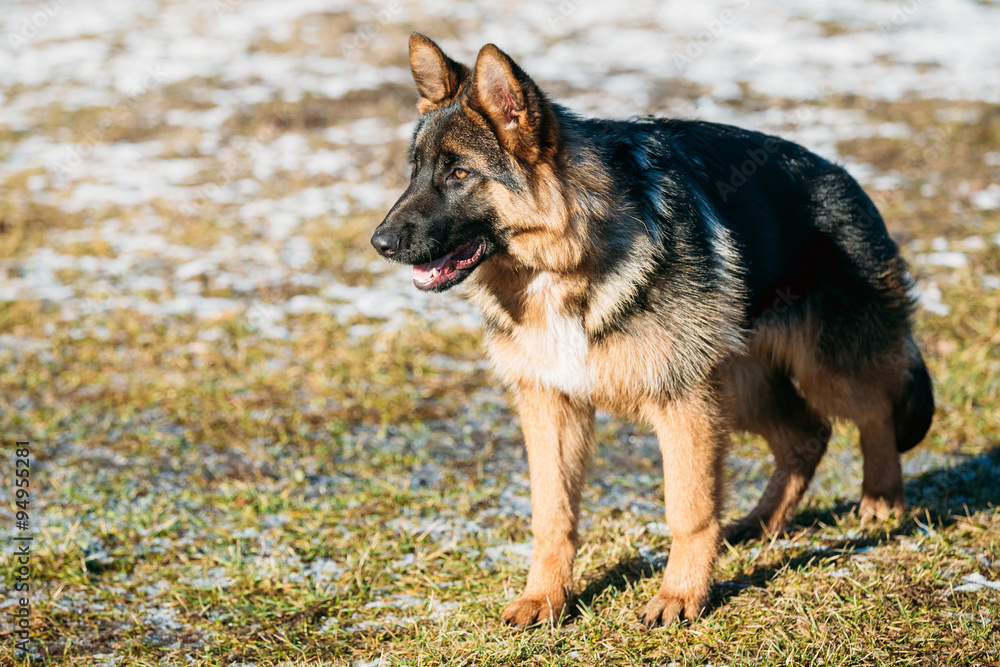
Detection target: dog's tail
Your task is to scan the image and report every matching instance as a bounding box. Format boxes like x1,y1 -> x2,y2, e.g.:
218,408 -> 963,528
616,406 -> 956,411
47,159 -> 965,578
892,345 -> 934,453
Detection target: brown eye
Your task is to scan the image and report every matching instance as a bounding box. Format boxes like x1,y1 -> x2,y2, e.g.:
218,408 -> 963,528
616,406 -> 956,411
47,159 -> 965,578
453,168 -> 469,180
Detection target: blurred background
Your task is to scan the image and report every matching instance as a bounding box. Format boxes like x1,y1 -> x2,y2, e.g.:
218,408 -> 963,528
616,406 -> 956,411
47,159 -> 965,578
1,0 -> 998,664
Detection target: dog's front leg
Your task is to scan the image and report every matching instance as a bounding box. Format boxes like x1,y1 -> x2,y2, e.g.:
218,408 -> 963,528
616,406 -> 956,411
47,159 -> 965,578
640,391 -> 726,626
502,383 -> 594,627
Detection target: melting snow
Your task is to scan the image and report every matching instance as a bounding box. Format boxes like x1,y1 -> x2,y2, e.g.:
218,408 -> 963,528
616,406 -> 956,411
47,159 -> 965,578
950,572 -> 1000,593
1,0 -> 996,329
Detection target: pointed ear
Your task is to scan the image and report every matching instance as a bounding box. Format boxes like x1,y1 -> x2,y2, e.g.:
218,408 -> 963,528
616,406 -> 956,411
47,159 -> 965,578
471,44 -> 554,163
409,33 -> 469,114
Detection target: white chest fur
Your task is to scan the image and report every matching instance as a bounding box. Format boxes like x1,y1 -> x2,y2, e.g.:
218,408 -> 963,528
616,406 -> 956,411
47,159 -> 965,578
487,272 -> 591,397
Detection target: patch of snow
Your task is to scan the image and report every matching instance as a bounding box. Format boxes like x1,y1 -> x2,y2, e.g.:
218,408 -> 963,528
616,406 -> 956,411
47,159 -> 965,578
917,251 -> 967,268
190,567 -> 235,590
481,541 -> 533,567
962,235 -> 986,251
141,605 -> 184,631
950,572 -> 1000,593
971,184 -> 1000,210
645,522 -> 671,536
915,281 -> 950,316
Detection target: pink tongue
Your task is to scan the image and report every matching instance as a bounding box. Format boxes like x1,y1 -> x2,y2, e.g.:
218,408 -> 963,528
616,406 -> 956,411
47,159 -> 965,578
413,251 -> 454,285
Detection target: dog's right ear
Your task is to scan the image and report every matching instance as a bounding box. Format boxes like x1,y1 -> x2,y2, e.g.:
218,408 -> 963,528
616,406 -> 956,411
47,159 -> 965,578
409,33 -> 469,114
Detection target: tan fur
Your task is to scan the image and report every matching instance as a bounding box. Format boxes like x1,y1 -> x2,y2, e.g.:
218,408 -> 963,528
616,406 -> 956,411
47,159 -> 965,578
638,391 -> 727,623
409,33 -> 469,114
470,44 -> 559,165
502,384 -> 594,626
724,360 -> 831,541
854,401 -> 905,519
586,323 -> 680,415
744,317 -> 910,527
483,168 -> 585,272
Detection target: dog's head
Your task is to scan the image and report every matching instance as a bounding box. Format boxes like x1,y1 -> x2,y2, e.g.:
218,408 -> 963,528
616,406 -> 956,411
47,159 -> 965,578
372,34 -> 569,292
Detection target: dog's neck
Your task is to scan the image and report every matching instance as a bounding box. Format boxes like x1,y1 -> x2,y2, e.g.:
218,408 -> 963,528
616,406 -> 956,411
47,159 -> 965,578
468,161 -> 637,335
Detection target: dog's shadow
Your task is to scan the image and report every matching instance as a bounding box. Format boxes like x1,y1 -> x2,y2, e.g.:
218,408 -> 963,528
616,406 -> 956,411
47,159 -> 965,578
569,445 -> 1000,619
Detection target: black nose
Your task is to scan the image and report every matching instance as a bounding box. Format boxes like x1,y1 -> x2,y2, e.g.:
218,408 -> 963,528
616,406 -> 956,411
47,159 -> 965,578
371,230 -> 401,257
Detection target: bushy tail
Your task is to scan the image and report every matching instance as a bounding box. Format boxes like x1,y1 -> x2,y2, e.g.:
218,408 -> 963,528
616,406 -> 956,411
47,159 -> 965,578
893,352 -> 934,453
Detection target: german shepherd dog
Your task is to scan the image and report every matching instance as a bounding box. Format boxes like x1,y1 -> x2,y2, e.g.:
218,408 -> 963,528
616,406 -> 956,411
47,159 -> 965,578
372,34 -> 934,627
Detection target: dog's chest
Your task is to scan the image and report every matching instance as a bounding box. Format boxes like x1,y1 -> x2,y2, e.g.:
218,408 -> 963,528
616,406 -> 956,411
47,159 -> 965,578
485,273 -> 591,397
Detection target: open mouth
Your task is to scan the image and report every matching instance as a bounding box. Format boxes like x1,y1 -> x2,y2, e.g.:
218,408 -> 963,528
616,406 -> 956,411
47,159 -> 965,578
412,239 -> 487,291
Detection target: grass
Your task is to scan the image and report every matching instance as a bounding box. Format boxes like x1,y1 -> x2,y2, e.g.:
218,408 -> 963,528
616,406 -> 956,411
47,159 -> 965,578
0,9 -> 998,667
0,267 -> 996,665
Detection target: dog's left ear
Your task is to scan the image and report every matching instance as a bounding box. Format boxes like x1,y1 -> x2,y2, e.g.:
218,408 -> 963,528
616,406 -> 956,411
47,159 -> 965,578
409,33 -> 470,114
471,44 -> 556,164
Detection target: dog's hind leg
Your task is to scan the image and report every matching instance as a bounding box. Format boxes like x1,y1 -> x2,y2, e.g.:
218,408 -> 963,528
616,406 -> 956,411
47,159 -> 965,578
855,398 -> 906,521
853,334 -> 934,520
793,371 -> 908,522
639,390 -> 726,626
502,384 -> 594,627
725,364 -> 830,543
853,337 -> 934,519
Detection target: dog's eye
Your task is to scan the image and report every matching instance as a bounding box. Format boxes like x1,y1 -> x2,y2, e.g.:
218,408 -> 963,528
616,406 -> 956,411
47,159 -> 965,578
452,168 -> 469,180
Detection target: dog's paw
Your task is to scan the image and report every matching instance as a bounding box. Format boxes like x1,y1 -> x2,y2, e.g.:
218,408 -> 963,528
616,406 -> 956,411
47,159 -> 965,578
501,592 -> 567,628
859,493 -> 905,522
638,589 -> 706,628
724,518 -> 770,544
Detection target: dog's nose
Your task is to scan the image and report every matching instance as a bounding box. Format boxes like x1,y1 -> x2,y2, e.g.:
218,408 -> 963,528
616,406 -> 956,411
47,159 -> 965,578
371,230 -> 401,257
